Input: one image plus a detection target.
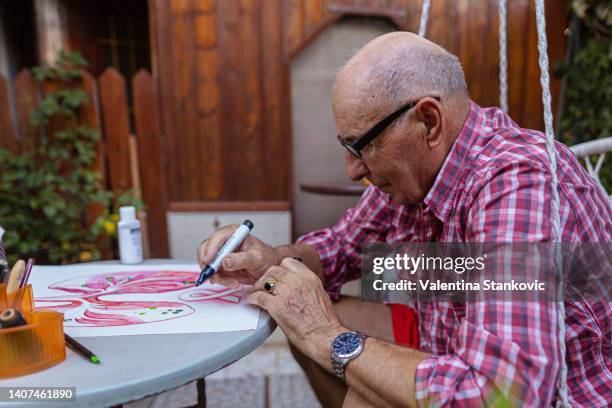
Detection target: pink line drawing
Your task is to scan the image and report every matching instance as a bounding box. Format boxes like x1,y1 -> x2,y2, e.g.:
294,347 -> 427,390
35,270 -> 244,327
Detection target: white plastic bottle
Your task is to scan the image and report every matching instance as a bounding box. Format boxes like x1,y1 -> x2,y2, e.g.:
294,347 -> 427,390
117,206 -> 143,264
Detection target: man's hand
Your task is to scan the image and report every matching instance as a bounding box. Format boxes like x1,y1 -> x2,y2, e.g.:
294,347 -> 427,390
197,225 -> 281,288
248,257 -> 345,366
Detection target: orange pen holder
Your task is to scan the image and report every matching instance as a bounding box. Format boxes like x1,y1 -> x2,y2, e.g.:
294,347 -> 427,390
0,284 -> 66,378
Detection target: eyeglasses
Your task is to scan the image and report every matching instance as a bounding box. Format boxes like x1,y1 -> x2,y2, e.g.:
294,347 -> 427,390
337,96 -> 440,159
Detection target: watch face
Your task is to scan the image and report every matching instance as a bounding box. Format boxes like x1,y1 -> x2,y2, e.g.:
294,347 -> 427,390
332,332 -> 362,358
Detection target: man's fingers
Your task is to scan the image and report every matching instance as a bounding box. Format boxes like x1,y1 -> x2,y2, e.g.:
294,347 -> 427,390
280,256 -> 312,275
210,274 -> 240,289
199,225 -> 240,264
217,270 -> 253,285
222,251 -> 264,272
280,256 -> 302,268
197,241 -> 209,268
208,268 -> 254,286
252,266 -> 287,292
247,291 -> 275,311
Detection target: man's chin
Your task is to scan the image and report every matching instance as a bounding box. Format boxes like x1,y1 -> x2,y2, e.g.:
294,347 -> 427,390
387,189 -> 416,205
389,193 -> 411,205
377,184 -> 413,205
384,189 -> 408,204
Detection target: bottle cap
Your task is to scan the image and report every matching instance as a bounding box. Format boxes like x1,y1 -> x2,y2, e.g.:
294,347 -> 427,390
119,206 -> 136,221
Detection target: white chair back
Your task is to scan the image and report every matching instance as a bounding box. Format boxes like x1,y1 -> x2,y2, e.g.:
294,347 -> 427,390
570,137 -> 612,202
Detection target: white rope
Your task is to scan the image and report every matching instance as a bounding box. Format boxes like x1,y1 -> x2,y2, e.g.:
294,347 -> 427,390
418,0 -> 431,37
498,0 -> 509,113
534,0 -> 569,406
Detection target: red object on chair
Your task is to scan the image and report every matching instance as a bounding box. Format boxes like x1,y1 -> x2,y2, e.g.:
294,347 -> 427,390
390,304 -> 419,348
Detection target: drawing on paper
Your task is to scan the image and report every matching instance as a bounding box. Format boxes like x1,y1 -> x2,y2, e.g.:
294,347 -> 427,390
35,270 -> 242,327
30,264 -> 259,336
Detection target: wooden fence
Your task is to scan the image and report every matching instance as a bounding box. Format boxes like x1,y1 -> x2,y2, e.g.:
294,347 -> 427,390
0,67 -> 169,258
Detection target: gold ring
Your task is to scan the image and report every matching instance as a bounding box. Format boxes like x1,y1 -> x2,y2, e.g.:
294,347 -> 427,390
263,278 -> 277,295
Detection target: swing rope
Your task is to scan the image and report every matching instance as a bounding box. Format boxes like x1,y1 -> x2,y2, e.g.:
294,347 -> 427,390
498,0 -> 508,112
418,0 -> 431,37
533,0 -> 569,406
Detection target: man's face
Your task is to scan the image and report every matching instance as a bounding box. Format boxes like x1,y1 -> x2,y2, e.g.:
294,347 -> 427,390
334,97 -> 441,205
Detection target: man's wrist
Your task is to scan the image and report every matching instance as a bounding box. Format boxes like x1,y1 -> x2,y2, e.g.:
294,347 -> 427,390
306,323 -> 346,369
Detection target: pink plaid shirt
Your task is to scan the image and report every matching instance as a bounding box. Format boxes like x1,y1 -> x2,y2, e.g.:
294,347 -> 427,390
297,101 -> 612,406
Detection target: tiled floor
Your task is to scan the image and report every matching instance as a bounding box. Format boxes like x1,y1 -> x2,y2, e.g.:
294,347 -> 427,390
125,337 -> 321,408
207,339 -> 321,408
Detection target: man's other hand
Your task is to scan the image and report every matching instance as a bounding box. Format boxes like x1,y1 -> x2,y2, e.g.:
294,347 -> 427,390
248,257 -> 344,365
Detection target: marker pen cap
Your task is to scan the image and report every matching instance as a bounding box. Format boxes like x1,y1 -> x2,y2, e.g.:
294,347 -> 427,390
243,220 -> 254,230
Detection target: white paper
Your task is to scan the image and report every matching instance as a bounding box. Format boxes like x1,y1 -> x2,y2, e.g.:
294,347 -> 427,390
28,264 -> 260,337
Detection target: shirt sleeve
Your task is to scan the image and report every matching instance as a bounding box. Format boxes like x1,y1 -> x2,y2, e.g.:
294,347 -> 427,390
415,161 -> 563,406
296,186 -> 393,300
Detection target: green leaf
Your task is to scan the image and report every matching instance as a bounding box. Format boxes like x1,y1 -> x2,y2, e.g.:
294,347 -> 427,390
0,49 -> 128,264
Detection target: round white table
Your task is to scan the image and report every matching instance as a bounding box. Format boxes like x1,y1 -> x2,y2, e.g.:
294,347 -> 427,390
0,260 -> 276,407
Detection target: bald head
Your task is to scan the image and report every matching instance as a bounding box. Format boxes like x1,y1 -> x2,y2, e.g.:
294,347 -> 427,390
333,32 -> 469,120
333,32 -> 471,205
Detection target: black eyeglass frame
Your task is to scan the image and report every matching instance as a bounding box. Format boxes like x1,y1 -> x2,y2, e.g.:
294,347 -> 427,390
337,96 -> 441,159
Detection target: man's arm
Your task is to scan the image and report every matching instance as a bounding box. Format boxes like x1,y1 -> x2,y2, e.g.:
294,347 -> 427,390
306,326 -> 429,408
294,185 -> 399,299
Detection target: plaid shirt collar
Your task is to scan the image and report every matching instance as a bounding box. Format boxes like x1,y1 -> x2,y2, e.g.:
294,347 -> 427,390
423,100 -> 483,223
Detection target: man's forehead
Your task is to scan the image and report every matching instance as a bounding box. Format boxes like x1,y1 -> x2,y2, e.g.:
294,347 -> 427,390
334,105 -> 371,135
333,86 -> 389,137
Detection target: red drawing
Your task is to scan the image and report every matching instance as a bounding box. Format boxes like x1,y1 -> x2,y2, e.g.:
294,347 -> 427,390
35,270 -> 242,327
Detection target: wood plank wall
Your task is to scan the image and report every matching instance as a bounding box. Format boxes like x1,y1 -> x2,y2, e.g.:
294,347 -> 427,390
151,0 -> 569,204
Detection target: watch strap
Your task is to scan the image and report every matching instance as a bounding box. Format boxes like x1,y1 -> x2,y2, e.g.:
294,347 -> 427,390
331,353 -> 346,380
330,332 -> 367,381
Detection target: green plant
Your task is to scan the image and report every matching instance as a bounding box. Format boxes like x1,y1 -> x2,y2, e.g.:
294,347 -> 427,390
0,51 -> 140,265
558,0 -> 611,190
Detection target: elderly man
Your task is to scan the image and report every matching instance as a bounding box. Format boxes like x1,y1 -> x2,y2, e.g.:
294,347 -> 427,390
198,32 -> 611,407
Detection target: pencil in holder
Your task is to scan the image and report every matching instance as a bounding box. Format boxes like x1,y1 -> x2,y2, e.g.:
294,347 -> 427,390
0,283 -> 66,378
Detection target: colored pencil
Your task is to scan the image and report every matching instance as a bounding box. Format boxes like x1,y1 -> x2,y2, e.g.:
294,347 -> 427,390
20,258 -> 35,288
65,334 -> 101,364
0,226 -> 7,284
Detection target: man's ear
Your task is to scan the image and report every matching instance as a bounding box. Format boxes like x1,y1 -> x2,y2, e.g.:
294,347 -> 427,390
414,98 -> 443,149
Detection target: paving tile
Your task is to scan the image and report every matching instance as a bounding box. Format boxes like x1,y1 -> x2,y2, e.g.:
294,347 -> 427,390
206,377 -> 265,408
268,373 -> 321,408
124,381 -> 197,408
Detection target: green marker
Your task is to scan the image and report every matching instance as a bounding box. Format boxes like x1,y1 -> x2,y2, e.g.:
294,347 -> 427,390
65,334 -> 101,364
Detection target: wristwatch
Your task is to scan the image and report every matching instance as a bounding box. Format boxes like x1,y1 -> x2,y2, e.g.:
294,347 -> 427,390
330,331 -> 367,381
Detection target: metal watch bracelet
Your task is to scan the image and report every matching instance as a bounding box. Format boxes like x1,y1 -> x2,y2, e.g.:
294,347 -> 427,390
330,332 -> 367,381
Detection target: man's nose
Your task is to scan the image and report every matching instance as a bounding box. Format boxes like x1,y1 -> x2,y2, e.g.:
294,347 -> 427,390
345,152 -> 369,182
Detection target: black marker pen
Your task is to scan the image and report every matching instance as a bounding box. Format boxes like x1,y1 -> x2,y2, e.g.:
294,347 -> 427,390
196,220 -> 254,286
